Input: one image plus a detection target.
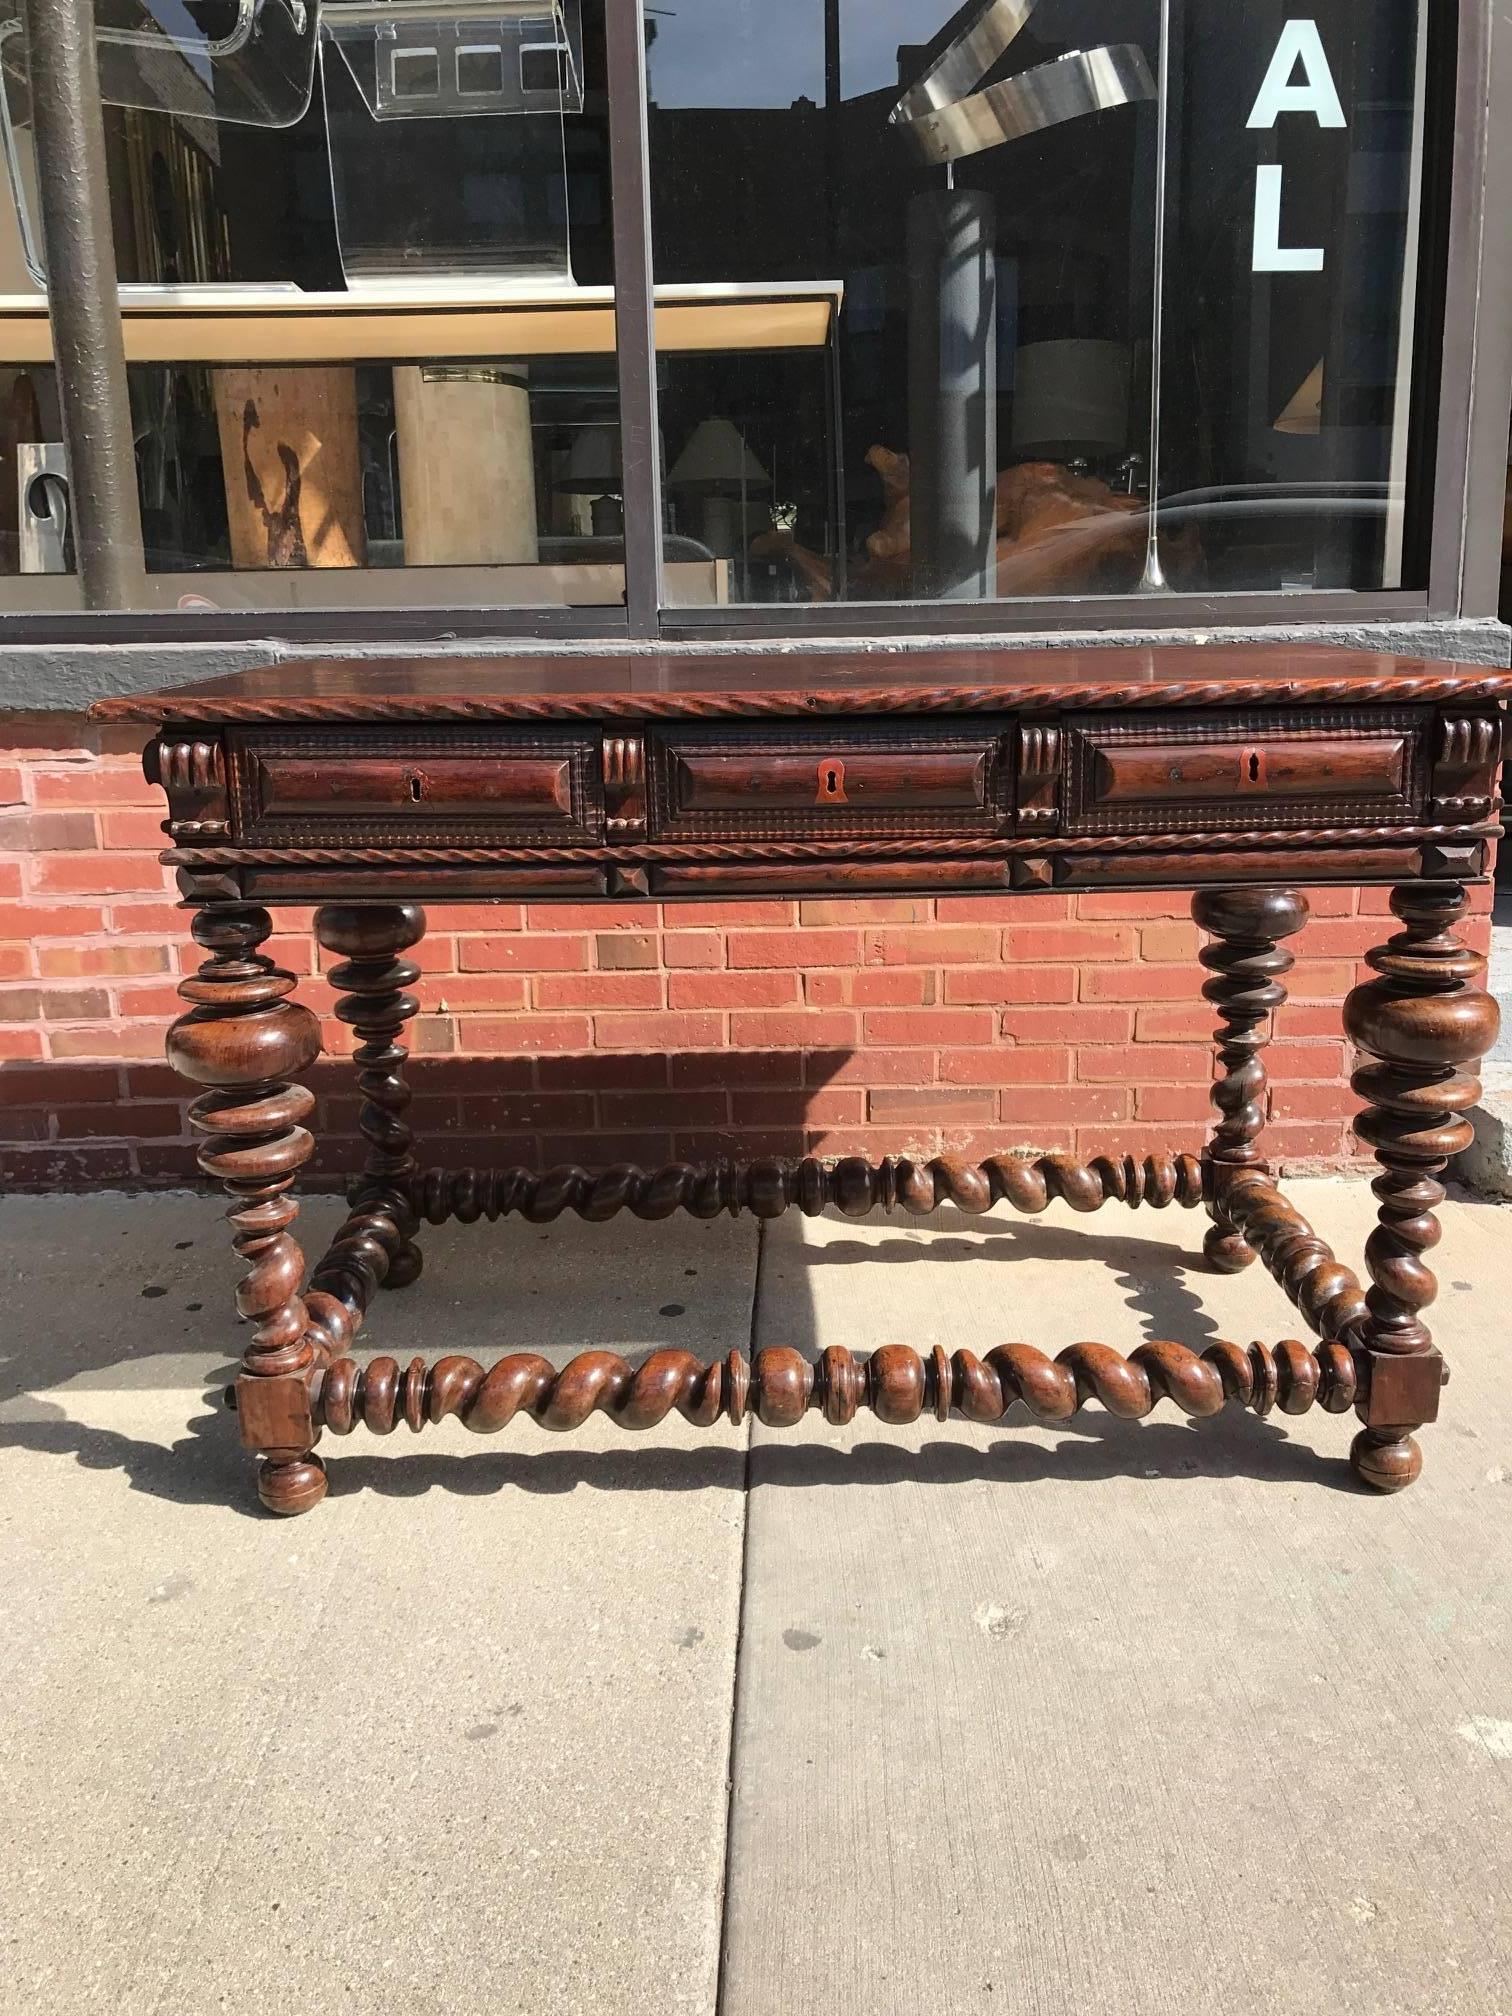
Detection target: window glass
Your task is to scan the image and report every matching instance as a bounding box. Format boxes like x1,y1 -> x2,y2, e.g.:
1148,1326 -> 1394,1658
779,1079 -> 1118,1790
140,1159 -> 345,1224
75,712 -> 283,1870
646,0 -> 1431,608
0,1 -> 647,615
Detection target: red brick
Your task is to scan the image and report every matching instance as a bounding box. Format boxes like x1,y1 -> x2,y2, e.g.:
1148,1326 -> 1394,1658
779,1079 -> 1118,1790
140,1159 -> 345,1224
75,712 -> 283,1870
539,1052 -> 667,1090
935,894 -> 1069,923
805,968 -> 936,1008
1270,1082 -> 1352,1120
9,1063 -> 120,1104
730,1088 -> 865,1128
107,982 -> 183,1021
48,1027 -> 163,1059
465,1093 -> 598,1132
1267,1039 -> 1350,1078
548,1132 -> 678,1167
864,926 -> 999,966
99,809 -> 170,850
863,1008 -> 994,1046
661,931 -> 723,968
1275,1003 -> 1347,1038
455,1015 -> 592,1053
601,1090 -> 728,1129
1135,1003 -> 1217,1042
938,1046 -> 1068,1085
1280,918 -> 1378,957
728,928 -> 860,968
662,900 -> 792,928
1295,886 -> 1358,917
800,898 -> 928,925
135,1144 -> 205,1181
1002,924 -> 1134,962
1139,922 -> 1200,961
668,970 -> 797,1010
523,901 -> 661,931
0,763 -> 22,804
423,972 -> 533,1015
43,942 -> 174,980
104,901 -> 187,936
1134,1084 -> 1215,1122
433,904 -> 524,931
1000,1085 -> 1131,1125
1073,1126 -> 1205,1161
1286,961 -> 1356,1000
806,1048 -> 933,1086
51,1102 -> 181,1139
0,1029 -> 44,1059
1268,1123 -> 1355,1161
30,766 -> 159,808
536,972 -> 665,1010
1074,892 -> 1196,919
1081,964 -> 1202,1002
674,1130 -> 796,1162
676,1050 -> 803,1089
595,1011 -> 724,1050
458,935 -> 590,972
0,863 -> 20,897
595,931 -> 658,969
0,809 -> 97,850
942,966 -> 1076,1006
1078,1043 -> 1212,1083
0,984 -> 109,1021
0,901 -> 108,938
0,944 -> 32,979
867,1087 -> 996,1126
1000,1005 -> 1132,1044
729,1010 -> 857,1049
33,852 -> 169,896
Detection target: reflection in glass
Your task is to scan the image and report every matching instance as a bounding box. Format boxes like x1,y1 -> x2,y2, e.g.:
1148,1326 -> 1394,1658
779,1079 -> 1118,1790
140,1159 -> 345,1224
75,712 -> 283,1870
648,0 -> 1430,607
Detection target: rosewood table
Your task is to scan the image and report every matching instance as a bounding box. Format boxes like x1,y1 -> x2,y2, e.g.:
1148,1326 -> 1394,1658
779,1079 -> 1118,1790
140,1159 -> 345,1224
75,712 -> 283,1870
92,644 -> 1508,1516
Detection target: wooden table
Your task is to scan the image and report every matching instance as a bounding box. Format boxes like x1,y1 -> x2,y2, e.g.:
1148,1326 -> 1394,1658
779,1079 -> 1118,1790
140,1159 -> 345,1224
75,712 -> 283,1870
93,645 -> 1509,1516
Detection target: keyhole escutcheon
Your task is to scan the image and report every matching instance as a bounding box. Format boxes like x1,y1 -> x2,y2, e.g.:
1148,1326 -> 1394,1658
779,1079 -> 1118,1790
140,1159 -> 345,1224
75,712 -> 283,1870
406,770 -> 425,803
1244,748 -> 1264,787
818,757 -> 848,805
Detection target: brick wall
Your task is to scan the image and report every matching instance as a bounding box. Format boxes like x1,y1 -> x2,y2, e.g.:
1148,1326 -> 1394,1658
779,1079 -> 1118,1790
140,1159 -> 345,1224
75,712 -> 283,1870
1,714 -> 1495,1189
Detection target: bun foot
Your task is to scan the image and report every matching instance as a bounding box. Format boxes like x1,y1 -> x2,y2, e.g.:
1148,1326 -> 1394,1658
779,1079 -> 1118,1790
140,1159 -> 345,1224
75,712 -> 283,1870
380,1241 -> 424,1291
1203,1223 -> 1256,1273
258,1455 -> 328,1516
1349,1429 -> 1423,1494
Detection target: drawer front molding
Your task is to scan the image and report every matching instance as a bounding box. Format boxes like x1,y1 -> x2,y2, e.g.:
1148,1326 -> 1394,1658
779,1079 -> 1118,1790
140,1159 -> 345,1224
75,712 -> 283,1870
1063,707 -> 1434,834
228,727 -> 604,847
646,720 -> 1014,840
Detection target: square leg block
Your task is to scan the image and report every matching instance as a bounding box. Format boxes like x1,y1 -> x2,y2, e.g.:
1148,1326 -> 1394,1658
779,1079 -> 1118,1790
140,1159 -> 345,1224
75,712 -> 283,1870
1359,1348 -> 1445,1429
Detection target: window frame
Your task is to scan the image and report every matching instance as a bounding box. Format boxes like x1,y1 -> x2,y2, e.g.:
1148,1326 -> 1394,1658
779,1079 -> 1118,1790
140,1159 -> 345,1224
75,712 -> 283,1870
0,0 -> 1505,649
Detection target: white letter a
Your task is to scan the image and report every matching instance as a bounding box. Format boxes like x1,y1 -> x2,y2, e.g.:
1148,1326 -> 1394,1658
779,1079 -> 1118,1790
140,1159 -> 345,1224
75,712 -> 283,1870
1246,20 -> 1346,129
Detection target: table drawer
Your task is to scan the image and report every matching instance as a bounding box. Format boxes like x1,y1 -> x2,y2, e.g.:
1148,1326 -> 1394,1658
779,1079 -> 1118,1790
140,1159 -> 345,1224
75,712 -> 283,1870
229,727 -> 603,846
647,722 -> 1013,840
1064,708 -> 1432,834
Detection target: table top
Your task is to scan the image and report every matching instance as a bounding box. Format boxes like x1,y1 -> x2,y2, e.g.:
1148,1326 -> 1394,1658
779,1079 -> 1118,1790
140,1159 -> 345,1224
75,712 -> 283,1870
91,644 -> 1512,726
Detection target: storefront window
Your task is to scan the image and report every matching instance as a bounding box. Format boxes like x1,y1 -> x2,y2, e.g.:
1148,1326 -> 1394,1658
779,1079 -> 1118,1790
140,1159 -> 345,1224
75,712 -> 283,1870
0,0 -> 637,613
646,0 -> 1431,607
0,0 -> 1448,625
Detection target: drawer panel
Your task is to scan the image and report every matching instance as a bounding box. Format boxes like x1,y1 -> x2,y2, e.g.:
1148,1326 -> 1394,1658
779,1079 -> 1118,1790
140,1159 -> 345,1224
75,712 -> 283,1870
1064,708 -> 1431,834
258,755 -> 574,820
229,727 -> 603,846
648,722 -> 1012,840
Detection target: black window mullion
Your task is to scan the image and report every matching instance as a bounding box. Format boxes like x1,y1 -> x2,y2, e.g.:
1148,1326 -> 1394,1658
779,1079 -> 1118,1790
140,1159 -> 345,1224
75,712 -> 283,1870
605,0 -> 664,637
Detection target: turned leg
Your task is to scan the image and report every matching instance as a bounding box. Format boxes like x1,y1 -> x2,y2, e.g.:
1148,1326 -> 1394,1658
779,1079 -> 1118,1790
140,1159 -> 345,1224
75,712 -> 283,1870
1193,887 -> 1309,1272
1344,882 -> 1498,1492
314,903 -> 426,1290
168,905 -> 326,1516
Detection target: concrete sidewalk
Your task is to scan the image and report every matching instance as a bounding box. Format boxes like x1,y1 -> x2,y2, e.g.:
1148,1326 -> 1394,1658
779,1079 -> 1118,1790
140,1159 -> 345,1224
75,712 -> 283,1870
3,1183 -> 1511,2014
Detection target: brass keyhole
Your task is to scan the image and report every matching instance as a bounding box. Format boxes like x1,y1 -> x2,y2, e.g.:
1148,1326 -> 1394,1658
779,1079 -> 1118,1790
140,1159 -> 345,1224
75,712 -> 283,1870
818,758 -> 847,804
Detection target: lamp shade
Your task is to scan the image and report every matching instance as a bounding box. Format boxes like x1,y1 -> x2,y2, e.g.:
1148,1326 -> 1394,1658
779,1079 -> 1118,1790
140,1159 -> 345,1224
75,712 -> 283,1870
668,417 -> 769,492
559,425 -> 622,494
1010,339 -> 1129,456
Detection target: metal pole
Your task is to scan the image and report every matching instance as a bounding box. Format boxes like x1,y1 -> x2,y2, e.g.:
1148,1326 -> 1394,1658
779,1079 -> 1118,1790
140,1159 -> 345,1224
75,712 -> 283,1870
605,0 -> 664,636
23,0 -> 145,607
